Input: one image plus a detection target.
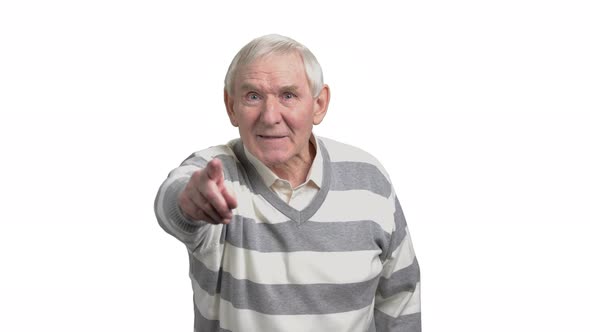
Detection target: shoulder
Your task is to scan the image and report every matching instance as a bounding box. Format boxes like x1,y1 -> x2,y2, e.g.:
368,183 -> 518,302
165,139 -> 243,180
180,138 -> 241,168
318,136 -> 392,179
171,139 -> 244,182
318,136 -> 375,161
318,136 -> 395,198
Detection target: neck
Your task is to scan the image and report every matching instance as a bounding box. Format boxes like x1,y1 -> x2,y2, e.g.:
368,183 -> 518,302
270,140 -> 316,188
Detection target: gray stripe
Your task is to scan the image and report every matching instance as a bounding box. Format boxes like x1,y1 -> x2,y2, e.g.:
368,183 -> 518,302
190,254 -> 379,315
215,154 -> 251,186
193,302 -> 232,332
378,257 -> 420,298
392,196 -> 408,250
375,311 -> 421,332
227,215 -> 390,253
331,161 -> 392,198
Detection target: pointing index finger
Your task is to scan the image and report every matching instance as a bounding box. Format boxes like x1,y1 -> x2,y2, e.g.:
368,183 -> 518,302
206,158 -> 224,184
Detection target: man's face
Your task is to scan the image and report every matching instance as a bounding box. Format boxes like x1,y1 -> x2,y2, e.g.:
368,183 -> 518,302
225,52 -> 329,168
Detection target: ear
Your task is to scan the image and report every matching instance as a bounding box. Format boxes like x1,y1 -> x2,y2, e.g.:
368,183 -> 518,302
224,89 -> 239,127
312,84 -> 330,125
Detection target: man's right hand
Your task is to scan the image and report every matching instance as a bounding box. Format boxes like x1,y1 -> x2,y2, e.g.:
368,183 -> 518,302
178,158 -> 238,224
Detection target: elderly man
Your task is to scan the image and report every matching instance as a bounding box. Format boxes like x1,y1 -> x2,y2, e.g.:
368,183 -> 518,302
154,34 -> 421,332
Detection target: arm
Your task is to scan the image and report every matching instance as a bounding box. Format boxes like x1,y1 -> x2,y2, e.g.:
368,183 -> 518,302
374,195 -> 421,331
154,156 -> 237,248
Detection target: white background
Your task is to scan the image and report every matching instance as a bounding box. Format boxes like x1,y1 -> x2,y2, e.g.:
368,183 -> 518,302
1,0 -> 589,331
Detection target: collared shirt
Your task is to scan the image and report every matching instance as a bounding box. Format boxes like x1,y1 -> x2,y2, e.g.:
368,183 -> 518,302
244,133 -> 323,210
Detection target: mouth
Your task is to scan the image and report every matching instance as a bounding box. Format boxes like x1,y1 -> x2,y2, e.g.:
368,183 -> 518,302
257,135 -> 287,139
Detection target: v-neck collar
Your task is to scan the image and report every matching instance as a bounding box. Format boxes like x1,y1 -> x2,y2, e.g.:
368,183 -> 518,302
233,137 -> 332,224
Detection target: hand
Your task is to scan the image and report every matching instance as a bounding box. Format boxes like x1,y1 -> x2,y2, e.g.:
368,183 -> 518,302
178,158 -> 238,224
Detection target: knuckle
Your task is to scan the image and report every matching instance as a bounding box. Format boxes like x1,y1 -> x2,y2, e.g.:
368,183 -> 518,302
190,170 -> 201,182
199,212 -> 215,224
194,192 -> 206,206
194,210 -> 206,220
202,190 -> 217,202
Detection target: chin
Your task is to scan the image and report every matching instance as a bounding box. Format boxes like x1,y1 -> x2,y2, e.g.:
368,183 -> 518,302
259,150 -> 293,167
247,140 -> 294,167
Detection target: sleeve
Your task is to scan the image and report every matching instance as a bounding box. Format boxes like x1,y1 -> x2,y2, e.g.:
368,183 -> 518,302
374,194 -> 422,332
153,153 -> 225,251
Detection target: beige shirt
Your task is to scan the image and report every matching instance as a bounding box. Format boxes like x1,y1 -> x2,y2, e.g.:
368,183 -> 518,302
244,133 -> 323,210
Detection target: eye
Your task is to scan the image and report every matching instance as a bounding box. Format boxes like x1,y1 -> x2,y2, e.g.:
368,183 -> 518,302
283,92 -> 296,100
246,92 -> 261,101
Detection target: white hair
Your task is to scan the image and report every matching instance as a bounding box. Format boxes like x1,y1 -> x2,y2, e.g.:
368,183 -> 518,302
224,34 -> 324,98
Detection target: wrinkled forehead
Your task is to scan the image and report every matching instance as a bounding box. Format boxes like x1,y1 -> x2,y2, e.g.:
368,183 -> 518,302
234,52 -> 309,91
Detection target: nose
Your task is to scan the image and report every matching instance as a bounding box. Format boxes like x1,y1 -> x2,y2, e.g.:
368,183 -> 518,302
261,96 -> 282,125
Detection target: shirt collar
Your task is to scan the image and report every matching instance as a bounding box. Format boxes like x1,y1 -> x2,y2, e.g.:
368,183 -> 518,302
244,133 -> 323,189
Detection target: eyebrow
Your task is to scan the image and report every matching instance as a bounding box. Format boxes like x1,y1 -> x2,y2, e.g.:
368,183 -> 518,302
239,83 -> 259,92
238,83 -> 301,93
279,85 -> 301,93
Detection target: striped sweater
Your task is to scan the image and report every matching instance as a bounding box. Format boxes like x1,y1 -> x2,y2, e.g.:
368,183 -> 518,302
154,136 -> 421,332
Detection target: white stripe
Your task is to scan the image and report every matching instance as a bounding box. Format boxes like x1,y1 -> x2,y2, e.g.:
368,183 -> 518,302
381,229 -> 416,278
235,191 -> 292,224
375,281 -> 421,317
230,181 -> 397,229
192,279 -> 222,320
311,190 -> 395,232
190,243 -> 224,272
403,282 -> 421,315
193,281 -> 376,332
221,243 -> 383,285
